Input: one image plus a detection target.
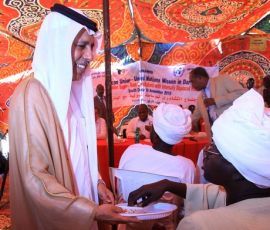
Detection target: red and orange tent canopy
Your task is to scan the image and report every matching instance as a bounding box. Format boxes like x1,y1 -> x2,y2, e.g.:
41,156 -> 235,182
1,0 -> 270,133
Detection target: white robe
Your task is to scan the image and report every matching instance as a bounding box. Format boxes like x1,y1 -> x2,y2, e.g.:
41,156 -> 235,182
66,84 -> 95,199
118,144 -> 196,230
126,116 -> 153,139
119,143 -> 195,183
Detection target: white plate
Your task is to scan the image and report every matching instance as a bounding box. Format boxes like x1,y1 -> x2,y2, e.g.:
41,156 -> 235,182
117,202 -> 177,220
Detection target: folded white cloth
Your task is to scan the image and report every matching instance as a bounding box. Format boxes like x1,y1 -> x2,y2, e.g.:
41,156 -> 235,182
153,103 -> 192,145
212,89 -> 270,187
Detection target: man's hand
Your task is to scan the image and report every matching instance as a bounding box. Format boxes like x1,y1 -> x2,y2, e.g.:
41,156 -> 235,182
139,134 -> 146,140
95,204 -> 140,224
145,125 -> 152,132
98,182 -> 115,204
203,98 -> 216,107
128,180 -> 167,207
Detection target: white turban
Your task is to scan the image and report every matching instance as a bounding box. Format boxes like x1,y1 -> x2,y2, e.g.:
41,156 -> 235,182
212,89 -> 270,188
153,103 -> 192,145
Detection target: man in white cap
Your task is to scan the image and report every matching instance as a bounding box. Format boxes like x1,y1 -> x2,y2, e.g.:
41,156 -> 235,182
128,89 -> 270,229
119,103 -> 195,229
8,4 -> 138,230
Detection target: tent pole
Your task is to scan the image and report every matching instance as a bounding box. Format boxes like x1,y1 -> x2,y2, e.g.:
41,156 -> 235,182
102,5 -> 118,230
103,0 -> 114,168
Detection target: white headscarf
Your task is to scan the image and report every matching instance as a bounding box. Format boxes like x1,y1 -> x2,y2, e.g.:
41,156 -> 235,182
33,11 -> 97,127
212,89 -> 270,188
32,10 -> 100,201
153,103 -> 192,145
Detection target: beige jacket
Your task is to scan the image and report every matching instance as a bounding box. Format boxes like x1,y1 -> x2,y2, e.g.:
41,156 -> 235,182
178,184 -> 270,230
192,75 -> 246,140
9,78 -> 97,230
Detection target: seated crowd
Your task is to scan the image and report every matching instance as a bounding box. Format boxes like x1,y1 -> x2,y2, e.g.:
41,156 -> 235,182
93,86 -> 270,229
128,89 -> 270,229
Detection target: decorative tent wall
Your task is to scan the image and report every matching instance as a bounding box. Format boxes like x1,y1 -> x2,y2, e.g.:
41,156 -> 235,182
1,0 -> 270,134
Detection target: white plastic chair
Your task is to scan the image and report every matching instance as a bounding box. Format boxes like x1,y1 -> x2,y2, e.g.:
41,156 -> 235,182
109,167 -> 181,202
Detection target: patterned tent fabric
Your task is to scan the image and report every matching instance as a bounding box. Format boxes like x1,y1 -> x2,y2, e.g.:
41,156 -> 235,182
1,0 -> 269,76
1,0 -> 270,134
133,0 -> 270,43
0,0 -> 134,78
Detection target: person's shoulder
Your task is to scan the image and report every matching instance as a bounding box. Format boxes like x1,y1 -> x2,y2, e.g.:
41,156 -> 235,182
27,78 -> 45,90
210,74 -> 228,81
175,155 -> 195,166
123,143 -> 151,155
129,116 -> 139,123
160,154 -> 195,172
126,143 -> 151,151
217,74 -> 238,82
178,207 -> 222,230
94,95 -> 99,102
27,78 -> 53,102
212,74 -> 242,87
12,76 -> 44,98
121,144 -> 150,162
10,76 -> 48,110
179,197 -> 268,230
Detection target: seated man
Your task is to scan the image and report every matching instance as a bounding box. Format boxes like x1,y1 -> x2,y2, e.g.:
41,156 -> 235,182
126,104 -> 153,140
120,103 -> 195,183
95,107 -> 107,139
119,103 -> 196,229
128,89 -> 270,230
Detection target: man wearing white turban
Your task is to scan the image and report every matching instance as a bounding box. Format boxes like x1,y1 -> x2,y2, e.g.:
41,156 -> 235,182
128,90 -> 270,230
119,103 -> 195,229
8,4 -> 138,230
